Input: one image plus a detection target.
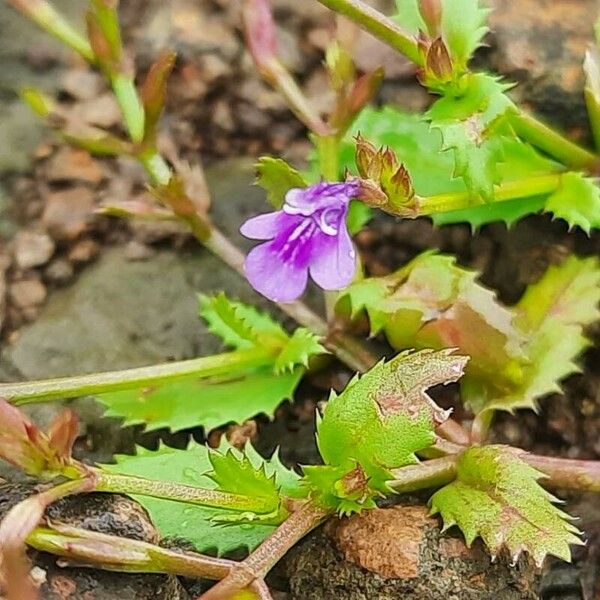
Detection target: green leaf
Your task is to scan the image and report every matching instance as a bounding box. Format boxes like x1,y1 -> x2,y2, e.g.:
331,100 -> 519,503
440,0 -> 490,70
306,349 -> 468,513
337,106 -> 560,228
426,74 -> 515,201
347,200 -> 372,234
394,0 -> 490,70
256,157 -> 307,209
274,329 -> 325,374
199,292 -> 287,350
106,441 -> 301,554
545,173 -> 600,233
96,367 -> 303,433
340,252 -> 525,388
467,256 -> 600,414
430,445 -> 582,566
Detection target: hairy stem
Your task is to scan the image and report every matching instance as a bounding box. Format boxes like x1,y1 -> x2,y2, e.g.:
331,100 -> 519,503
509,111 -> 599,171
1,348 -> 275,405
199,500 -> 331,600
419,173 -> 562,215
94,470 -> 280,515
26,524 -> 272,599
315,0 -> 422,65
524,454 -> 600,493
389,456 -> 457,493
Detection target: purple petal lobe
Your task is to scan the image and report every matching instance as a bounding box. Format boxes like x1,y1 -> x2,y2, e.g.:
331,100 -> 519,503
244,242 -> 309,302
240,211 -> 289,240
309,225 -> 356,290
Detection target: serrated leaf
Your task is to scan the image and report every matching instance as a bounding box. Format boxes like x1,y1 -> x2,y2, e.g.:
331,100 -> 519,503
394,0 -> 489,70
96,367 -> 303,433
308,349 -> 467,513
430,445 -> 582,566
467,256 -> 600,414
199,294 -> 324,373
340,252 -> 525,387
544,173 -> 600,233
439,0 -> 490,70
274,329 -> 325,374
426,74 -> 515,201
199,292 -> 287,350
335,106 -> 560,228
105,441 -> 301,554
256,157 -> 307,209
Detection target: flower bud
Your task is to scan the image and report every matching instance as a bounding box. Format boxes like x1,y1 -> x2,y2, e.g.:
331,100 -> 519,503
419,0 -> 442,37
242,0 -> 278,71
426,37 -> 453,82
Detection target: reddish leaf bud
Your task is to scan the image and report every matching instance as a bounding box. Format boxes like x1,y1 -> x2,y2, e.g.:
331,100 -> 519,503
419,0 -> 442,37
242,0 -> 278,70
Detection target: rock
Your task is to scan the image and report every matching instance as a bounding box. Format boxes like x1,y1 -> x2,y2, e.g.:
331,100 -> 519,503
44,258 -> 75,285
352,29 -> 414,79
0,483 -> 189,600
67,238 -> 101,264
61,69 -> 105,101
42,187 -> 96,242
123,240 -> 155,261
74,93 -> 122,129
285,505 -> 541,599
0,254 -> 8,334
14,231 -> 55,269
485,0 -> 598,132
45,147 -> 104,185
9,278 -> 47,309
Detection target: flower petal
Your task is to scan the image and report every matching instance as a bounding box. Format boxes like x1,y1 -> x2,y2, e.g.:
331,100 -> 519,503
244,242 -> 309,303
309,224 -> 356,291
240,211 -> 296,240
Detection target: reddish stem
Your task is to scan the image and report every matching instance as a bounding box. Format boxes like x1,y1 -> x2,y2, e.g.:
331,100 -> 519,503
198,501 -> 331,600
524,453 -> 600,493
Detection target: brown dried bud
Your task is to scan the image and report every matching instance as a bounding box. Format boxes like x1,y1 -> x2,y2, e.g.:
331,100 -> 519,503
391,164 -> 415,201
354,133 -> 378,178
426,37 -> 453,82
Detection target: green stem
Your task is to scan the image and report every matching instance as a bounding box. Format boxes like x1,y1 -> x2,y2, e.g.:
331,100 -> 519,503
26,524 -> 272,598
6,0 -> 94,62
509,111 -> 599,171
315,0 -> 422,66
316,134 -> 340,180
1,348 -> 275,405
389,456 -> 457,493
585,87 -> 600,152
111,73 -> 146,144
419,173 -> 563,215
94,470 -> 278,514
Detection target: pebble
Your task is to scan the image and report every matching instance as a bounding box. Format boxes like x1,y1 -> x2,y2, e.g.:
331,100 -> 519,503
13,231 -> 55,269
42,187 -> 96,242
44,258 -> 75,284
9,278 -> 47,309
45,147 -> 104,185
67,238 -> 101,264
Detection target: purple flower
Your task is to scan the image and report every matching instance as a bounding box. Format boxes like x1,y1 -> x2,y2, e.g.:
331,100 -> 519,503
240,181 -> 359,302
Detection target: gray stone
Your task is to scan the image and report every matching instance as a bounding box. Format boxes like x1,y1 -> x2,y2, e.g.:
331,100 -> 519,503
0,1 -> 87,175
14,231 -> 55,269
